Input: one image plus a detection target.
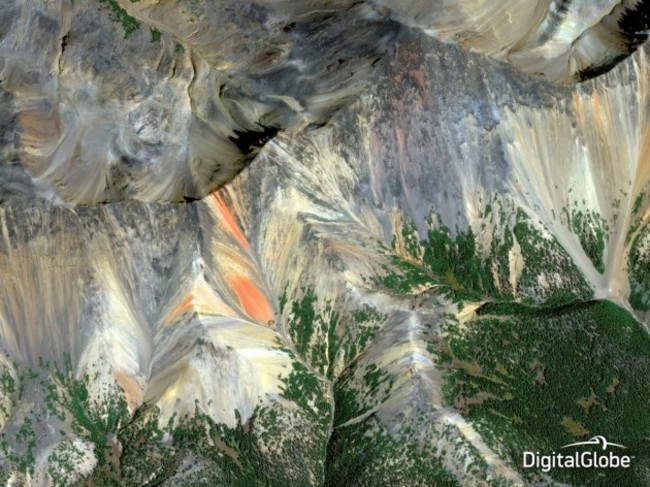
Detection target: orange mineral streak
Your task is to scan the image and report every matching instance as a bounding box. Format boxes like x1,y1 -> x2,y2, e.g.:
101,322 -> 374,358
167,294 -> 199,323
209,193 -> 251,251
230,275 -> 274,325
167,281 -> 237,323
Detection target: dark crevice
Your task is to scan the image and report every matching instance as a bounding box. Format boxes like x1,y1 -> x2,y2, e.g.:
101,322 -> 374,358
281,22 -> 296,33
619,0 -> 650,50
578,54 -> 628,82
60,33 -> 69,54
577,0 -> 650,81
228,124 -> 280,154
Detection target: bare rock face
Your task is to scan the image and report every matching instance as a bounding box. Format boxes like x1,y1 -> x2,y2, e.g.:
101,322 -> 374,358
0,1 -> 650,485
375,0 -> 650,82
1,0 -> 399,203
1,0 -> 648,204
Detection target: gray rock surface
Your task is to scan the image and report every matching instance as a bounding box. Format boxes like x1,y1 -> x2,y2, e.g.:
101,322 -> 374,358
0,1 -> 649,485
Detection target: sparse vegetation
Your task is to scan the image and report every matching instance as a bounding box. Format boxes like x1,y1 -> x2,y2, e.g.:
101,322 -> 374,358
563,207 -> 610,273
628,223 -> 650,311
150,27 -> 161,43
1,197 -> 646,484
379,205 -> 592,306
97,0 -> 141,38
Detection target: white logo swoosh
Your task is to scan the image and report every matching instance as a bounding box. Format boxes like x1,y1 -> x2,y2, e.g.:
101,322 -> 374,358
560,435 -> 627,450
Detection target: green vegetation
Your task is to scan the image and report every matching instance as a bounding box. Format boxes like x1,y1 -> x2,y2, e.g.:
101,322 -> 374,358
0,354 -> 130,480
628,223 -> 650,311
325,414 -> 461,487
48,439 -> 91,486
329,357 -> 454,486
285,288 -> 341,377
284,287 -> 385,379
438,300 -> 650,486
0,363 -> 17,421
287,288 -> 318,359
423,222 -> 496,296
280,360 -> 330,426
0,195 -> 642,484
563,207 -> 610,273
397,220 -> 423,258
632,192 -> 645,215
327,358 -> 493,486
379,255 -> 434,294
97,0 -> 141,38
119,405 -> 321,487
150,27 -> 161,43
475,299 -> 595,318
379,205 -> 593,307
332,361 -> 394,427
0,355 -> 331,485
3,416 -> 37,476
